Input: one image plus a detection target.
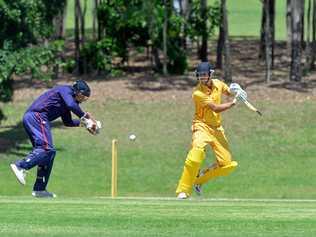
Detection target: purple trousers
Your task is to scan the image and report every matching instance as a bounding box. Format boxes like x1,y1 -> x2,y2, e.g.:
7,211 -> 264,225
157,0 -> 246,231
16,112 -> 56,191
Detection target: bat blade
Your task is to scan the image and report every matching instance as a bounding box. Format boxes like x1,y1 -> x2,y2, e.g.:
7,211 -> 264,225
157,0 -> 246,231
243,100 -> 262,116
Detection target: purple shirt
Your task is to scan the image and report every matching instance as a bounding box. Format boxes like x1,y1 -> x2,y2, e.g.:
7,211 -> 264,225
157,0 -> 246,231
26,85 -> 85,127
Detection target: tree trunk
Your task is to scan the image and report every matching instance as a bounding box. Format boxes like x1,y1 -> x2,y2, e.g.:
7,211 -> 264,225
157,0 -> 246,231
74,0 -> 87,74
181,0 -> 191,50
216,0 -> 225,69
286,0 -> 292,48
259,0 -> 275,68
221,0 -> 232,83
74,0 -> 80,73
97,12 -> 102,41
259,3 -> 266,59
52,1 -> 68,79
306,0 -> 312,71
53,1 -> 67,40
290,0 -> 304,82
81,0 -> 87,74
144,1 -> 155,70
152,47 -> 162,71
93,0 -> 98,41
312,0 -> 316,69
271,0 -> 275,68
163,0 -> 168,75
199,0 -> 208,61
216,22 -> 224,69
301,0 -> 305,49
264,0 -> 273,82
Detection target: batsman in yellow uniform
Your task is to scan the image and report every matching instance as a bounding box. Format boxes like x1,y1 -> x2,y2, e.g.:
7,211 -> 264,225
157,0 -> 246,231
176,62 -> 241,199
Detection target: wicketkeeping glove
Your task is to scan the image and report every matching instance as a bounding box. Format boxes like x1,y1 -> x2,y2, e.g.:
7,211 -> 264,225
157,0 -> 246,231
80,117 -> 102,135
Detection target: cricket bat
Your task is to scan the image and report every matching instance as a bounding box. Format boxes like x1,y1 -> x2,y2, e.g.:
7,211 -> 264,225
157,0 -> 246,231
243,99 -> 262,116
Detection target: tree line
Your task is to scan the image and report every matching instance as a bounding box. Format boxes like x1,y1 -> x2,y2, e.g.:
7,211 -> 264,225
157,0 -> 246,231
259,0 -> 316,82
0,0 -> 315,121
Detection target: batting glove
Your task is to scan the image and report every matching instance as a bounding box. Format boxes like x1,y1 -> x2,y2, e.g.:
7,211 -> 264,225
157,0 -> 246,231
229,83 -> 242,95
235,90 -> 247,102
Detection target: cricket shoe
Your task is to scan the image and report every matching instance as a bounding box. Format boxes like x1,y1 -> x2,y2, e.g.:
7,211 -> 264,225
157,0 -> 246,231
194,169 -> 204,196
10,163 -> 27,185
32,190 -> 57,198
193,184 -> 202,196
177,192 -> 189,199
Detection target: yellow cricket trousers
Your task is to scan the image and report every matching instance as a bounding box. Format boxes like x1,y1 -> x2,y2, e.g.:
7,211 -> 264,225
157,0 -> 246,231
176,122 -> 238,196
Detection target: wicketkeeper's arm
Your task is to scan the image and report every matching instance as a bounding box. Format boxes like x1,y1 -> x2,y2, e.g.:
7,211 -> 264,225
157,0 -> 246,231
80,113 -> 102,135
61,111 -> 80,127
59,89 -> 85,118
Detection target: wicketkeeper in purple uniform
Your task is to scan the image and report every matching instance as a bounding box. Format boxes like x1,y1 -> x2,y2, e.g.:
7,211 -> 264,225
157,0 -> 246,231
10,80 -> 101,198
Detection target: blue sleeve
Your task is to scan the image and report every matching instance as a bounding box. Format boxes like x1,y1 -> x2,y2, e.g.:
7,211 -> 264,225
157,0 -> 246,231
61,111 -> 80,127
59,87 -> 85,118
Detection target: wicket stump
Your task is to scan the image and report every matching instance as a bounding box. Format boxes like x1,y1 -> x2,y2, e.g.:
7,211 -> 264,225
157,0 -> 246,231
111,139 -> 118,198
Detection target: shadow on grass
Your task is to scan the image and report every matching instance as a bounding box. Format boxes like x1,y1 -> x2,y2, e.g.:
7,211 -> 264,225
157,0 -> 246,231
11,36 -> 316,94
0,121 -> 65,159
0,121 -> 28,157
126,75 -> 196,92
269,80 -> 316,93
13,77 -> 54,91
240,78 -> 316,94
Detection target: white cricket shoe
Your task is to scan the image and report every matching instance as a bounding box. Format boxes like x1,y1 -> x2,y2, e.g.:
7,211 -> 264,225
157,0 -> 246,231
32,190 -> 57,198
10,163 -> 26,185
177,192 -> 188,199
193,184 -> 202,196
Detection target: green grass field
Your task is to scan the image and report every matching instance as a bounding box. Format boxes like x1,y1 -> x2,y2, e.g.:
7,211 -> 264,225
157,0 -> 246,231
1,97 -> 315,198
0,197 -> 316,237
219,0 -> 287,40
0,85 -> 315,237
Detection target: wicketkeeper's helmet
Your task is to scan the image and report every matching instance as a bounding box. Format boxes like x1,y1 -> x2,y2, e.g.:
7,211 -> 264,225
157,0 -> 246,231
195,62 -> 215,78
73,80 -> 91,97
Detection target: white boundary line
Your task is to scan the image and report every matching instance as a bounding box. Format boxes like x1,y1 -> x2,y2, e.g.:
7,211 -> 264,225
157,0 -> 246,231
1,196 -> 316,203
95,196 -> 316,203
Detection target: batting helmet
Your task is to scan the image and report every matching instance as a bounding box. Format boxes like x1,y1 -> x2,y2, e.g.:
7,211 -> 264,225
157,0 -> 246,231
73,80 -> 91,97
195,62 -> 215,78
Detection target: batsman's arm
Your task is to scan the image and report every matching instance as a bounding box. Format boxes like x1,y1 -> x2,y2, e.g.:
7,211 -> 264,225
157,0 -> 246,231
224,87 -> 234,97
207,100 -> 236,113
193,91 -> 236,113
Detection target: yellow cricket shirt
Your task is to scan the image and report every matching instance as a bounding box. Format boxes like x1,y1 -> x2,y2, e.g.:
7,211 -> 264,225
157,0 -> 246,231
192,79 -> 230,127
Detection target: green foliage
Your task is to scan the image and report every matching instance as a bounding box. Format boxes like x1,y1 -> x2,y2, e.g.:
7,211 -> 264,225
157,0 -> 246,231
167,44 -> 187,74
63,59 -> 76,73
0,43 -> 17,102
0,109 -> 5,123
0,0 -> 66,48
166,10 -> 187,74
187,0 -> 221,42
96,0 -> 187,74
0,40 -> 65,102
0,0 -> 66,122
81,38 -> 116,73
94,1 -> 220,74
97,0 -> 149,62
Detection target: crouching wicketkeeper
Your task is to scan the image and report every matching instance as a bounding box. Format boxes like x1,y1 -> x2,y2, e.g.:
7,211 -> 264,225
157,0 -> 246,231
10,80 -> 101,198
